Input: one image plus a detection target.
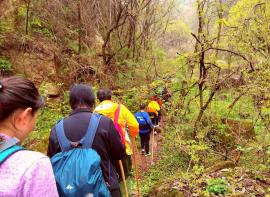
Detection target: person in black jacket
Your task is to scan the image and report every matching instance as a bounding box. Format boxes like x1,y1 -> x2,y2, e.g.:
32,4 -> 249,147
47,84 -> 125,197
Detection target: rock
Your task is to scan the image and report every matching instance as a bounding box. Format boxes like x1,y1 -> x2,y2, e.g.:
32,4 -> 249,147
47,97 -> 62,104
46,84 -> 63,106
48,85 -> 61,97
163,189 -> 185,197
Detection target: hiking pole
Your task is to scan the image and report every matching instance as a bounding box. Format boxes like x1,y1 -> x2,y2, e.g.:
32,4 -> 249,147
119,160 -> 129,197
151,127 -> 155,164
131,137 -> 140,197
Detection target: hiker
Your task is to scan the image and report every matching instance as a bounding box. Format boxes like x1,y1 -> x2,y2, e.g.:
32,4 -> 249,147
47,84 -> 125,197
155,96 -> 163,125
161,87 -> 171,102
147,96 -> 160,128
94,89 -> 139,178
135,104 -> 154,156
0,76 -> 58,197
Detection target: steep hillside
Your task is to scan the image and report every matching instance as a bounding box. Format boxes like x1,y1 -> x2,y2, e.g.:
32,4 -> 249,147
0,0 -> 105,85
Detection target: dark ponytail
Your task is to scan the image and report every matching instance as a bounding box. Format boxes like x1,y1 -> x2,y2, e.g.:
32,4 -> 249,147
0,76 -> 44,121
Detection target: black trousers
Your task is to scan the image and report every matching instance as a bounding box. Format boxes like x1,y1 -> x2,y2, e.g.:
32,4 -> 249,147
114,154 -> 132,181
121,154 -> 132,177
149,112 -> 158,125
140,133 -> 150,154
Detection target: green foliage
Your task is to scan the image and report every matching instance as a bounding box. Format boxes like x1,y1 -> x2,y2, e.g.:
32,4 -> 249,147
31,16 -> 42,28
154,47 -> 166,62
23,106 -> 63,153
206,178 -> 229,195
29,14 -> 55,38
167,19 -> 191,34
0,56 -> 12,71
23,85 -> 70,153
116,71 -> 137,89
0,20 -> 13,45
139,152 -> 187,195
17,5 -> 27,18
2,0 -> 270,195
68,42 -> 80,53
117,87 -> 145,113
228,0 -> 261,23
0,20 -> 12,34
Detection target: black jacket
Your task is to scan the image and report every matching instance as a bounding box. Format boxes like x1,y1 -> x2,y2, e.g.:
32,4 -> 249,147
47,108 -> 125,191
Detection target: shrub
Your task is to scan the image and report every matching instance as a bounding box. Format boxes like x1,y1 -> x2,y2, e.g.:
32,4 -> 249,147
0,56 -> 12,71
206,178 -> 229,195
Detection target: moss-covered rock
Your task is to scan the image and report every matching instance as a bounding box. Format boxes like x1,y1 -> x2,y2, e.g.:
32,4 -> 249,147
206,161 -> 236,173
48,84 -> 61,97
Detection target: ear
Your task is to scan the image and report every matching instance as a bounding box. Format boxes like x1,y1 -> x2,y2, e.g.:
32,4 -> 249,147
14,108 -> 33,126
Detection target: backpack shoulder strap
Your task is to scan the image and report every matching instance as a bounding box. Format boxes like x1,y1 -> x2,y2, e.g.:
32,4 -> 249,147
114,104 -> 121,123
55,119 -> 72,152
81,113 -> 102,148
139,112 -> 147,122
0,137 -> 24,165
140,112 -> 150,127
114,105 -> 125,144
0,137 -> 19,152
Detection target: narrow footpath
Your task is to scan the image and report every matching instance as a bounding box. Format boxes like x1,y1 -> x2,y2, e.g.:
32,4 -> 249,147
131,120 -> 165,197
136,132 -> 161,173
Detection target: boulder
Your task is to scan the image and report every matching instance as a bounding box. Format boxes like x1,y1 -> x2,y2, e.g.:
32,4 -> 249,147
47,85 -> 61,97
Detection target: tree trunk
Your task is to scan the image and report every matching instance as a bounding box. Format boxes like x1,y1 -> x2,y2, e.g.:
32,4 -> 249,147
25,0 -> 31,35
215,0 -> 223,59
77,0 -> 82,54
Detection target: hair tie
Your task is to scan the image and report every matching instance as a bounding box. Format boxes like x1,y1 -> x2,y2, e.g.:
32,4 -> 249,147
0,81 -> 3,91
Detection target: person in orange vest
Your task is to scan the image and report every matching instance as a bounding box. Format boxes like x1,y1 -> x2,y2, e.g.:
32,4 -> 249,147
94,89 -> 139,178
147,96 -> 160,126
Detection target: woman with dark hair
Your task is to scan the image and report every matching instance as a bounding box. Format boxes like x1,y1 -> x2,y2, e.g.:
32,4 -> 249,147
48,84 -> 125,197
0,76 -> 58,197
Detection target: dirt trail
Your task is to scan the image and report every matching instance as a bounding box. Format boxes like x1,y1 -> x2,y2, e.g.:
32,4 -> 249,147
130,123 -> 164,196
128,117 -> 166,197
136,132 -> 161,173
136,118 -> 165,173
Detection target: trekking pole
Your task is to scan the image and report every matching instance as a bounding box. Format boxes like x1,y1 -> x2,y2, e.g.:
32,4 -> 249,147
119,160 -> 129,197
151,127 -> 155,164
131,137 -> 140,197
